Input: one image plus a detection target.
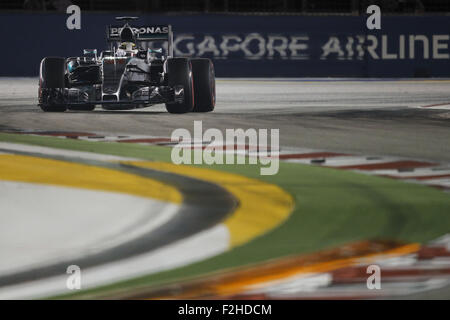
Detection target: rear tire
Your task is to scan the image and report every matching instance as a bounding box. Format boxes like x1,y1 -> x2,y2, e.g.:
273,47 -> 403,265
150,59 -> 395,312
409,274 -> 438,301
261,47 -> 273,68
191,58 -> 215,112
165,58 -> 194,114
39,57 -> 67,112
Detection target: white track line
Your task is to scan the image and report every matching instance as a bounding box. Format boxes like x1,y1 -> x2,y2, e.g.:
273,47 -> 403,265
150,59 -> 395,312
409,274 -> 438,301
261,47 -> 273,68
284,155 -> 397,166
0,224 -> 229,300
77,134 -> 163,142
422,178 -> 450,188
368,168 -> 450,178
320,156 -> 398,167
419,103 -> 450,110
0,181 -> 179,277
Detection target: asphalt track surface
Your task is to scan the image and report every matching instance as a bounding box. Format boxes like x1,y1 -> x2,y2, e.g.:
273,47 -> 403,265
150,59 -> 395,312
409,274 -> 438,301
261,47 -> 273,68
0,78 -> 449,163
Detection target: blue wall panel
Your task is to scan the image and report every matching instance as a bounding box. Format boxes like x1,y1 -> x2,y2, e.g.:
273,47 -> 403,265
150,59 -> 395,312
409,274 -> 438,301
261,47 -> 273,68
0,13 -> 449,77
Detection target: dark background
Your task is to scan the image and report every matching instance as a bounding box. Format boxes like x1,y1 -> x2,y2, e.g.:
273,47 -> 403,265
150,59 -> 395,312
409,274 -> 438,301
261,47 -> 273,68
1,0 -> 449,77
3,0 -> 450,14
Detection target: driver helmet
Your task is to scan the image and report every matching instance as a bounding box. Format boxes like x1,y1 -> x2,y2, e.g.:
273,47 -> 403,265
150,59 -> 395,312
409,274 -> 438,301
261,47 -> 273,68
117,42 -> 137,57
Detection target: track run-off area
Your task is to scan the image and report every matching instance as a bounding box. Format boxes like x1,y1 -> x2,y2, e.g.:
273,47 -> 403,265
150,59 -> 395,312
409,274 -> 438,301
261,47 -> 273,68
0,78 -> 449,299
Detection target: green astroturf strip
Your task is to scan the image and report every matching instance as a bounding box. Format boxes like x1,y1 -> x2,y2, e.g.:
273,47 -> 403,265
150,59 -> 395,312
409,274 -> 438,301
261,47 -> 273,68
0,133 -> 449,299
0,132 -> 169,160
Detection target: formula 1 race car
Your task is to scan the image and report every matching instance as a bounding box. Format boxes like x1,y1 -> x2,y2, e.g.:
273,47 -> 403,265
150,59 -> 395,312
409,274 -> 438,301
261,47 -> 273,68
38,17 -> 215,113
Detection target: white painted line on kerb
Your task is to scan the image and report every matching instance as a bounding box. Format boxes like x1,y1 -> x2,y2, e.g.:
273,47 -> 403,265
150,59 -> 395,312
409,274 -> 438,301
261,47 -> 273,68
77,134 -> 162,142
419,104 -> 450,110
0,180 -> 179,277
0,224 -> 230,300
423,178 -> 450,188
314,156 -> 398,167
368,168 -> 450,178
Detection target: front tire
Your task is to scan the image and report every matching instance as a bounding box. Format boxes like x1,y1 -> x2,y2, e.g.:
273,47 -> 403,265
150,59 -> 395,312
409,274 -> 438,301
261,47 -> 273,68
165,58 -> 194,114
191,58 -> 215,112
39,57 -> 67,112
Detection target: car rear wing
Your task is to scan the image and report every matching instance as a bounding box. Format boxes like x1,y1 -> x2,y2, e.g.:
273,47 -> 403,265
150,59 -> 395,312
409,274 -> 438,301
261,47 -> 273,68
106,24 -> 174,57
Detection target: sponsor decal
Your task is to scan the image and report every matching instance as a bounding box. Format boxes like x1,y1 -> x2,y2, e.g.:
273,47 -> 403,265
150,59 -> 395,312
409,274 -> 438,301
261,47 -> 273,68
109,26 -> 170,38
139,33 -> 450,61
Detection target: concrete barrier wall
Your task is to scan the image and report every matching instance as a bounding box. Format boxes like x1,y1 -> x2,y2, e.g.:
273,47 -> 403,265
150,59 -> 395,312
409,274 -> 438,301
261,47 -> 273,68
1,13 -> 449,77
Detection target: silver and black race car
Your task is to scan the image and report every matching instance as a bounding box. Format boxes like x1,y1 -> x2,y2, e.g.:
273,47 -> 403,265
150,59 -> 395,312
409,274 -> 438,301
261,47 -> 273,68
38,16 -> 215,113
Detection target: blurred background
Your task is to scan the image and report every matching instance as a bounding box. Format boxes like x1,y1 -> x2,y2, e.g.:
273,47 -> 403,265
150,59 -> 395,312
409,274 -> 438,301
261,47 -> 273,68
3,0 -> 450,14
0,0 -> 449,77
